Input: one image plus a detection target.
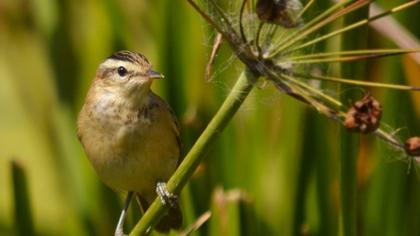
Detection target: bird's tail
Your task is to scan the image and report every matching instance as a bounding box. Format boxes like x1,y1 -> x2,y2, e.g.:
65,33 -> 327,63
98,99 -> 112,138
136,194 -> 182,233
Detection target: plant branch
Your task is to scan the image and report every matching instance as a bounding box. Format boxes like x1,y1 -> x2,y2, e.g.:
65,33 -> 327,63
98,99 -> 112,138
369,3 -> 420,65
287,0 -> 419,54
283,51 -> 420,64
271,0 -> 370,56
129,68 -> 258,235
293,73 -> 420,91
282,48 -> 420,61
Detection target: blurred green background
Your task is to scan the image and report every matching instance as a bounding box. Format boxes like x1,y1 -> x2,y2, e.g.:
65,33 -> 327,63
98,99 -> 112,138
1,0 -> 419,235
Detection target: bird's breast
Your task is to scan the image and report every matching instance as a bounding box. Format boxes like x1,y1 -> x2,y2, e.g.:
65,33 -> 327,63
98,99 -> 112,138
77,92 -> 180,198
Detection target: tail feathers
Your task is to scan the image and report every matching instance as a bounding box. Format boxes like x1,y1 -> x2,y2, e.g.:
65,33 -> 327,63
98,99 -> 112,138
155,203 -> 182,233
136,194 -> 182,233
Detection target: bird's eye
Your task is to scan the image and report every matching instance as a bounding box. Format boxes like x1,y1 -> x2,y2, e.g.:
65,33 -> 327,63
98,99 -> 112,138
117,66 -> 128,77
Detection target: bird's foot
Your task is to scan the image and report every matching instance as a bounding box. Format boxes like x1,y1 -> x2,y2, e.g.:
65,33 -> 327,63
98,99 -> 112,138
156,181 -> 178,208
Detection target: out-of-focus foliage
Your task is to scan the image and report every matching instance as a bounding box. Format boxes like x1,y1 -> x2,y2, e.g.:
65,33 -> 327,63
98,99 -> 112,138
0,0 -> 419,235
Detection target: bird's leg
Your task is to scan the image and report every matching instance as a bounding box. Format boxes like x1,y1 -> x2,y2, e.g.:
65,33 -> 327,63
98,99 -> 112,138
156,181 -> 178,208
115,191 -> 134,236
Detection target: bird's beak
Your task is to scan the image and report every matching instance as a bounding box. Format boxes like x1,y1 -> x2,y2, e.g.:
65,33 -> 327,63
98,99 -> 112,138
147,69 -> 164,79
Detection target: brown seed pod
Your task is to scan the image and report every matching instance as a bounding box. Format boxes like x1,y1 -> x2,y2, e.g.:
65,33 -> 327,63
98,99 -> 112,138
404,137 -> 420,156
344,94 -> 382,134
256,0 -> 301,28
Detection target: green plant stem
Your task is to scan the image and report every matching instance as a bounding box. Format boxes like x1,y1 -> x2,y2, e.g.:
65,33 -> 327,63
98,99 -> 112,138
129,68 -> 258,235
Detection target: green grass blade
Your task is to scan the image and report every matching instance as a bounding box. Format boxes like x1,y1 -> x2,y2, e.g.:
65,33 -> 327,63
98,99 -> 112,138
338,3 -> 370,235
11,160 -> 35,236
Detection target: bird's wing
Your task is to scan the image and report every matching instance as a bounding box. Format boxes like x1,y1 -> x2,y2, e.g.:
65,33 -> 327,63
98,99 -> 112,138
149,92 -> 183,166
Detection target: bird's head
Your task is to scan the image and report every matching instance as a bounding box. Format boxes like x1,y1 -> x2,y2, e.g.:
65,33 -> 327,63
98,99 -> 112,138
94,50 -> 163,102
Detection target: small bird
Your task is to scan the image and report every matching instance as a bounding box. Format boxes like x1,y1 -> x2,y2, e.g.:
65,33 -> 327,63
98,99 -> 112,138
77,50 -> 182,235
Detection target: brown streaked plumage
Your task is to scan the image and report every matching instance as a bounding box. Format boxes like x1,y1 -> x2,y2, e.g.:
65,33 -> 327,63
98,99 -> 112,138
77,50 -> 182,233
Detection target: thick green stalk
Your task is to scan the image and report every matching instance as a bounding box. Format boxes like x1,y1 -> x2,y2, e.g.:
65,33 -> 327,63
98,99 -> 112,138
129,68 -> 258,235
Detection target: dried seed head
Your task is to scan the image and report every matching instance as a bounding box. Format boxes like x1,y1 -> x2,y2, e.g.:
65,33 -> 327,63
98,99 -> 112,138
404,137 -> 420,156
256,0 -> 301,28
344,94 -> 382,134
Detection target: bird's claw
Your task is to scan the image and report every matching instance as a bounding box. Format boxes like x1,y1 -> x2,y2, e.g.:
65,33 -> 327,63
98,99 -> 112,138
156,181 -> 178,208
